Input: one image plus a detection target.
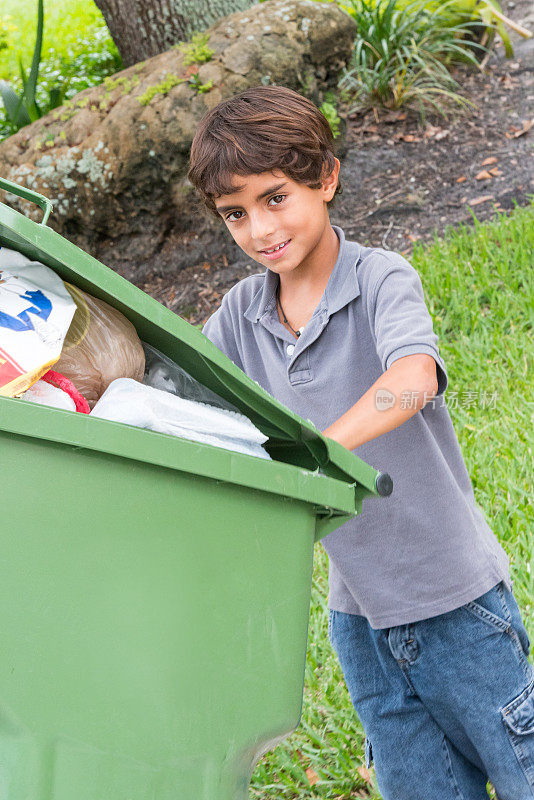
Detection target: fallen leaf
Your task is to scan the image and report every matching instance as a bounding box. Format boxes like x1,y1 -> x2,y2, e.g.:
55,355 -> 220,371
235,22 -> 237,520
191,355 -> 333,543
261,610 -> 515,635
456,175 -> 467,183
467,195 -> 495,206
407,233 -> 421,242
400,134 -> 421,142
381,110 -> 407,123
475,170 -> 493,180
500,74 -> 514,90
357,764 -> 373,783
424,125 -> 449,140
488,167 -> 502,176
509,118 -> 534,138
305,767 -> 319,786
481,156 -> 498,166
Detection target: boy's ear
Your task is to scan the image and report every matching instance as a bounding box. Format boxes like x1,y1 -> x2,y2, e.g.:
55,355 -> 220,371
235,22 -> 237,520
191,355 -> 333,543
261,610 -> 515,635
322,157 -> 340,201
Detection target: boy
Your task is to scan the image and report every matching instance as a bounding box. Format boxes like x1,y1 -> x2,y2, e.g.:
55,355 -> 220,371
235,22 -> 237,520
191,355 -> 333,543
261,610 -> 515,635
187,85 -> 534,799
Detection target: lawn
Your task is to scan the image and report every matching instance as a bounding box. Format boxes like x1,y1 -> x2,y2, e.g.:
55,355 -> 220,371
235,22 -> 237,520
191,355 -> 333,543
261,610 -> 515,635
0,0 -> 113,81
0,0 -> 119,135
250,198 -> 534,799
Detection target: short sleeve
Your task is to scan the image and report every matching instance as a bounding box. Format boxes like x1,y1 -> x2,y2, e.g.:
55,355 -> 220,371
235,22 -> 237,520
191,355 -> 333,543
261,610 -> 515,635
201,292 -> 244,371
370,256 -> 448,396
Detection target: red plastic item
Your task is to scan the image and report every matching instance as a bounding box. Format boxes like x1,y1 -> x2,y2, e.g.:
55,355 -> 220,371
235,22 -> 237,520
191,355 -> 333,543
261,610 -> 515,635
41,370 -> 91,414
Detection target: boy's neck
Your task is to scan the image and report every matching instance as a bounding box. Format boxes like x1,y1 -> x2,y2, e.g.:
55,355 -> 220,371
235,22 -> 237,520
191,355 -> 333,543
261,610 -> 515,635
277,223 -> 340,301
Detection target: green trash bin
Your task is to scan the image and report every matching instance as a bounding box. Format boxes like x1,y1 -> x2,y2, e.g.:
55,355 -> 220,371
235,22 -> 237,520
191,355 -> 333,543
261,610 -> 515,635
0,177 -> 392,800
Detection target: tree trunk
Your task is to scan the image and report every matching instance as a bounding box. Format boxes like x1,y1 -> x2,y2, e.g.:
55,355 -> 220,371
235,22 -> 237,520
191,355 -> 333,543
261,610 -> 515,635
94,0 -> 253,67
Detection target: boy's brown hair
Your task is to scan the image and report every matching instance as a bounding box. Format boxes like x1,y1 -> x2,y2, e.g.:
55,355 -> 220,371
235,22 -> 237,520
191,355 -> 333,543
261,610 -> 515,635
187,84 -> 342,219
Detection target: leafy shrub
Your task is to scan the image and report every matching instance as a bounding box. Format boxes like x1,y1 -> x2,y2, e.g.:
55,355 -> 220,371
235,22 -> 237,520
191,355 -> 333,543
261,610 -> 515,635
174,31 -> 215,65
337,0 -> 493,122
320,100 -> 341,138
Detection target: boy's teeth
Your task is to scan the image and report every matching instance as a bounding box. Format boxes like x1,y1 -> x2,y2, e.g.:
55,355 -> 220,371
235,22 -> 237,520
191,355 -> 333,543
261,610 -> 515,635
265,240 -> 288,253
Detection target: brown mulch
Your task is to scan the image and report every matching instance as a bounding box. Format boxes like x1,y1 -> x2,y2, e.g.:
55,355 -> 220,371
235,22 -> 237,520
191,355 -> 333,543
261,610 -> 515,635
138,4 -> 534,328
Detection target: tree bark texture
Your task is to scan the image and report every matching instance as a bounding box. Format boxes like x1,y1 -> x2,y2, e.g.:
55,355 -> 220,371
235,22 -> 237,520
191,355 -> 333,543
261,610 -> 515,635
94,0 -> 254,66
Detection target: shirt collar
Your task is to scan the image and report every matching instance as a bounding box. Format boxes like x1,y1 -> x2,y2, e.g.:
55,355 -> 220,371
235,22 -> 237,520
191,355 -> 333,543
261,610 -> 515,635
244,225 -> 361,324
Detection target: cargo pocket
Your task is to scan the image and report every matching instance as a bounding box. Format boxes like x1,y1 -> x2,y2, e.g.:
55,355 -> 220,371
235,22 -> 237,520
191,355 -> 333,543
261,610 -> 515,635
365,736 -> 373,769
501,678 -> 534,790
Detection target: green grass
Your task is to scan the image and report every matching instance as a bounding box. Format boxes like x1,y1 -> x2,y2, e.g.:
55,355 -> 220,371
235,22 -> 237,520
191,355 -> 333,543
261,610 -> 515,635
0,0 -> 113,81
0,0 -> 121,139
250,198 -> 534,799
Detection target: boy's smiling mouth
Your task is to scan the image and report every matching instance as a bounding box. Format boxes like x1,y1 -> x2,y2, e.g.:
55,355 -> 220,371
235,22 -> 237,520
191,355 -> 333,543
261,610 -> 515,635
259,239 -> 291,258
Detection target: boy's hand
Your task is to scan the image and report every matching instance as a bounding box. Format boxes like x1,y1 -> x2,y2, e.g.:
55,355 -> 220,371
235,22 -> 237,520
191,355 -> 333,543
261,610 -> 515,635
322,354 -> 438,451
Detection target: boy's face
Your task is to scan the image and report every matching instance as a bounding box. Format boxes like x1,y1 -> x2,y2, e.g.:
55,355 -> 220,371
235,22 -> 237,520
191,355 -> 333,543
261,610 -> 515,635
213,160 -> 340,276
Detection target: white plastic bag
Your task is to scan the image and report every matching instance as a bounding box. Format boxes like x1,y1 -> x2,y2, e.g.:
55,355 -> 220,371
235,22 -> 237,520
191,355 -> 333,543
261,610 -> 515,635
21,379 -> 76,412
90,378 -> 272,460
0,246 -> 76,396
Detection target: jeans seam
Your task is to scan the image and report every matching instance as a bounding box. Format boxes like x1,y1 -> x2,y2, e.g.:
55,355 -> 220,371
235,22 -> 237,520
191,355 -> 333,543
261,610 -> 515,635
441,734 -> 470,800
501,726 -> 534,792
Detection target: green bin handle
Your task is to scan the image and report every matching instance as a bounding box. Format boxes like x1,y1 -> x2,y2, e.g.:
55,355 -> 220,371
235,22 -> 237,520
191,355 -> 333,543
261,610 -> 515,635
0,176 -> 53,225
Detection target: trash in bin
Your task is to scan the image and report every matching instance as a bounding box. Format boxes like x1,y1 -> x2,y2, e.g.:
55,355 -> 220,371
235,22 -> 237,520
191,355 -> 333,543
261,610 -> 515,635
0,244 -> 76,396
21,370 -> 90,413
22,376 -> 76,411
0,175 -> 392,800
55,283 -> 145,407
91,377 -> 272,459
143,341 -> 239,412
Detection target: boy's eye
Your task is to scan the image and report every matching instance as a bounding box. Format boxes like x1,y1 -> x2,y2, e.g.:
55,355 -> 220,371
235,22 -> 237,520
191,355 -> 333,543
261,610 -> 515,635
226,210 -> 243,222
225,194 -> 286,222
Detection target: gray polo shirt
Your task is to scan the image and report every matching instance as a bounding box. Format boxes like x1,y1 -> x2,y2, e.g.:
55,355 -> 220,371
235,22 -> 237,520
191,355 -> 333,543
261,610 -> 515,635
202,224 -> 512,629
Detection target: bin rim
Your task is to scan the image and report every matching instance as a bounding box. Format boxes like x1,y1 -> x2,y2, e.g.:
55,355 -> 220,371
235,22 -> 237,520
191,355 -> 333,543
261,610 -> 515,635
0,192 -> 388,501
0,394 -> 360,525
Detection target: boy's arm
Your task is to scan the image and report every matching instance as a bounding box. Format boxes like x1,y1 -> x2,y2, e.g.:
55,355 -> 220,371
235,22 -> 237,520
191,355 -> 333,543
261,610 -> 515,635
322,353 -> 438,450
323,254 -> 447,451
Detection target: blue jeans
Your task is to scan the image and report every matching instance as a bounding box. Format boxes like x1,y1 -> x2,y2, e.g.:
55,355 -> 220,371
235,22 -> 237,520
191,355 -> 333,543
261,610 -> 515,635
328,580 -> 534,799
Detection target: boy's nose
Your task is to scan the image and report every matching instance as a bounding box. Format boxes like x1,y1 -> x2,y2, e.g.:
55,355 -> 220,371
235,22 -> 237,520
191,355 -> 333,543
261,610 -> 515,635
248,211 -> 276,243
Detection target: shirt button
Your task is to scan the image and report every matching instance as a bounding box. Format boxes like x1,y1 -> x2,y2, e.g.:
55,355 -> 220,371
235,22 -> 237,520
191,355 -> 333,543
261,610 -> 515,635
286,344 -> 295,356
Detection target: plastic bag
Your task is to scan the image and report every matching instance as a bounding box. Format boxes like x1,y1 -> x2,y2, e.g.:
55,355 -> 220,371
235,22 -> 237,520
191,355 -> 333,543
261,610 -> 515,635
143,342 -> 239,413
91,378 -> 272,460
54,284 -> 145,408
21,378 -> 76,412
0,246 -> 76,396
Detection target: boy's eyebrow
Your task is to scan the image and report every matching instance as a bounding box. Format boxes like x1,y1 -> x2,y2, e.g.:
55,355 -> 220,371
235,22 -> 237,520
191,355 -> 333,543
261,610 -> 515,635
215,182 -> 288,214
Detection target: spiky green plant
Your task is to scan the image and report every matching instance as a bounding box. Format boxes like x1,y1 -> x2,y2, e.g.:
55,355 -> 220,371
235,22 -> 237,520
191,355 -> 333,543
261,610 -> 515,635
337,0 -> 494,122
0,0 -> 62,135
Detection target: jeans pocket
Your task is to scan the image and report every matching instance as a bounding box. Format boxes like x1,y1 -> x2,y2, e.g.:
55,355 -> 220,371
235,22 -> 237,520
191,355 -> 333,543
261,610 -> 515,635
465,582 -> 532,665
501,677 -> 534,790
462,581 -> 534,679
463,581 -> 511,633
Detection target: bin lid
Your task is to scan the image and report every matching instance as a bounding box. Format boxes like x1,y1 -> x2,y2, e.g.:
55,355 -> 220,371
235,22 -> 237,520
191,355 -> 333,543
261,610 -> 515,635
0,178 -> 392,502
